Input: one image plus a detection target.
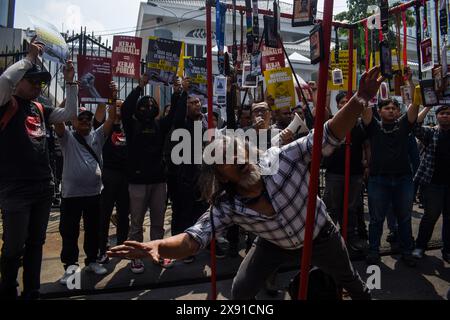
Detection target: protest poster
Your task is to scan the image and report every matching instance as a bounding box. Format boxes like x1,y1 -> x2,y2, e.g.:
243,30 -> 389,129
264,67 -> 296,111
420,38 -> 434,72
327,50 -> 357,91
111,36 -> 142,79
147,37 -> 184,86
185,57 -> 208,97
227,44 -> 249,70
77,55 -> 113,104
242,60 -> 258,88
29,16 -> 69,64
261,43 -> 285,72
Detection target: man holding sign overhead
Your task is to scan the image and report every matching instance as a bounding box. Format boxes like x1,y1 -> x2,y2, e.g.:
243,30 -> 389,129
0,38 -> 78,300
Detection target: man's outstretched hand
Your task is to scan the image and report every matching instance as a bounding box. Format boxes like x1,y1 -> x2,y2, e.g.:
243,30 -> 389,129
107,241 -> 160,262
357,66 -> 385,102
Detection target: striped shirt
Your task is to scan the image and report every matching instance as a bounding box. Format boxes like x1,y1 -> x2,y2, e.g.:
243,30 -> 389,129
185,122 -> 343,250
414,124 -> 442,185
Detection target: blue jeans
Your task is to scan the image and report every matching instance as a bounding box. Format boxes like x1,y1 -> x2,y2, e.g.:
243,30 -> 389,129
415,184 -> 450,255
368,175 -> 414,255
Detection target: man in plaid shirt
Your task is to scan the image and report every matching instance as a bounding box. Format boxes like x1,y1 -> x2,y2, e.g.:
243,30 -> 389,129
412,105 -> 450,262
109,67 -> 384,300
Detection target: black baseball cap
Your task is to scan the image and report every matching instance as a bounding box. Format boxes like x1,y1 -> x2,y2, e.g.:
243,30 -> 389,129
23,64 -> 52,84
78,107 -> 94,119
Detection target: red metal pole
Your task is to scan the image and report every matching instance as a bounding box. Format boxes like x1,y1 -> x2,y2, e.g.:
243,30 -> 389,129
206,1 -> 217,301
342,29 -> 354,241
402,11 -> 408,68
365,21 -> 370,71
298,0 -> 334,300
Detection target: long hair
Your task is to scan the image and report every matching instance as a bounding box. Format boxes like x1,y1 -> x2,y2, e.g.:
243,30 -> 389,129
198,134 -> 261,206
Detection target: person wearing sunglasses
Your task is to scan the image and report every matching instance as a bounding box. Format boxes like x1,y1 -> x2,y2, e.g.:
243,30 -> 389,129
0,38 -> 78,300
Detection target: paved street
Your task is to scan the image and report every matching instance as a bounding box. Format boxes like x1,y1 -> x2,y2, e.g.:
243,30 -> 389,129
1,203 -> 449,300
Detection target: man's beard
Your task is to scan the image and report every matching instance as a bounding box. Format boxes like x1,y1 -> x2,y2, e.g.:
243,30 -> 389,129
238,165 -> 262,189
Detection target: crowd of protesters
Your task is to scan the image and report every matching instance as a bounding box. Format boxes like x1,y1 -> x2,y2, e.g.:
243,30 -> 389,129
0,39 -> 449,300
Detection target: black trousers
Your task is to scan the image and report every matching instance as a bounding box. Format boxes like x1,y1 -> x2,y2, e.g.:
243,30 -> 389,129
0,180 -> 53,299
59,196 -> 101,267
98,169 -> 130,255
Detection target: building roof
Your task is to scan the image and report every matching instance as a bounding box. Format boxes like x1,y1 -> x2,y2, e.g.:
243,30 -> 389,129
148,0 -> 294,13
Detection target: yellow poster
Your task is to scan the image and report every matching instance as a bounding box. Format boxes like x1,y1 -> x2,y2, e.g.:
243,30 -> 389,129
264,67 -> 296,111
328,50 -> 357,91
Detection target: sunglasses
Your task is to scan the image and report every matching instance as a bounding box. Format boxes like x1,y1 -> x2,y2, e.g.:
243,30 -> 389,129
25,78 -> 49,88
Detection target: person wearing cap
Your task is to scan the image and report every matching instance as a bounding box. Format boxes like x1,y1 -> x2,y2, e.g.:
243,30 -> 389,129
322,92 -> 369,252
361,69 -> 420,267
0,38 -> 78,300
411,105 -> 450,263
55,83 -> 117,284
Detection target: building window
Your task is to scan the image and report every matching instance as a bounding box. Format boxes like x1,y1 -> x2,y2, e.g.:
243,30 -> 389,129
186,44 -> 195,57
195,45 -> 205,57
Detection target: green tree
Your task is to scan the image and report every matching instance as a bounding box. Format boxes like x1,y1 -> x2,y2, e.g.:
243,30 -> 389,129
334,1 -> 415,70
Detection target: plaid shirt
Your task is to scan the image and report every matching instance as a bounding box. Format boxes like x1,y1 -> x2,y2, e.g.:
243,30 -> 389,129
185,122 -> 343,250
414,124 -> 441,185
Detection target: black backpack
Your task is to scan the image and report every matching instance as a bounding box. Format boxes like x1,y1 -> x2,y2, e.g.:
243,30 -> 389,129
288,267 -> 341,300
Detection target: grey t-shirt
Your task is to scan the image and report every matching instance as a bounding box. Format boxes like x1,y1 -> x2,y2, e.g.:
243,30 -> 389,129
59,126 -> 107,198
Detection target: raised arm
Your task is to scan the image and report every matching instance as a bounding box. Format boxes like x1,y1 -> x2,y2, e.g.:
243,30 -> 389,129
417,107 -> 432,124
329,67 -> 384,141
48,61 -> 78,124
102,82 -> 118,137
121,75 -> 148,126
0,39 -> 43,107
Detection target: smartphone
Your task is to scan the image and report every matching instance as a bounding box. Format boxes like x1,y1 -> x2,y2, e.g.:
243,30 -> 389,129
380,40 -> 393,79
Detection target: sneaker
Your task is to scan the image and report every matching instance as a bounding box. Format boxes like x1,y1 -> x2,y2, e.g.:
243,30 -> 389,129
158,259 -> 175,269
130,259 -> 145,274
348,238 -> 369,252
386,232 -> 398,243
366,253 -> 381,266
412,248 -> 424,259
401,254 -> 417,267
85,262 -> 108,275
183,256 -> 195,264
97,253 -> 110,265
59,265 -> 79,286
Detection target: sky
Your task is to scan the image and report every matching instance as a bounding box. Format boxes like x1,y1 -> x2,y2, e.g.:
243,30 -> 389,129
14,0 -> 349,37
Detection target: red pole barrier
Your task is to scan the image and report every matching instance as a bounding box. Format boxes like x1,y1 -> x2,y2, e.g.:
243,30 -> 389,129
365,21 -> 369,72
435,0 -> 441,64
402,11 -> 408,68
298,0 -> 334,300
206,1 -> 217,301
342,29 -> 354,241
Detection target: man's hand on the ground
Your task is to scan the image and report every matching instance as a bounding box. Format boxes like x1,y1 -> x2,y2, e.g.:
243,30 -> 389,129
107,241 -> 160,262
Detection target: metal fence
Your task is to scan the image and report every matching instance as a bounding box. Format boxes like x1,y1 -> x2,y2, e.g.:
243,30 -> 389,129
0,28 -> 165,111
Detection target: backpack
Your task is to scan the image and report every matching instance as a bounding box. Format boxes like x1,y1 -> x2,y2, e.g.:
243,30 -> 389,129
288,267 -> 341,300
0,96 -> 45,132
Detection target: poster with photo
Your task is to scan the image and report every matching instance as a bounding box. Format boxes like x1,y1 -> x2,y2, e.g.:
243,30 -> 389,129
77,55 -> 113,104
147,37 -> 184,86
185,57 -> 208,98
29,16 -> 69,64
420,38 -> 434,72
401,86 -> 413,106
264,67 -> 296,111
292,0 -> 315,27
242,60 -> 258,88
112,36 -> 142,79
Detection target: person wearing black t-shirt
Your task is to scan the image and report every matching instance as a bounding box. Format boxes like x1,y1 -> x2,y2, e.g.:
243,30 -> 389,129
323,92 -> 369,252
412,105 -> 450,263
0,40 -> 78,300
362,97 -> 420,267
94,99 -> 130,264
